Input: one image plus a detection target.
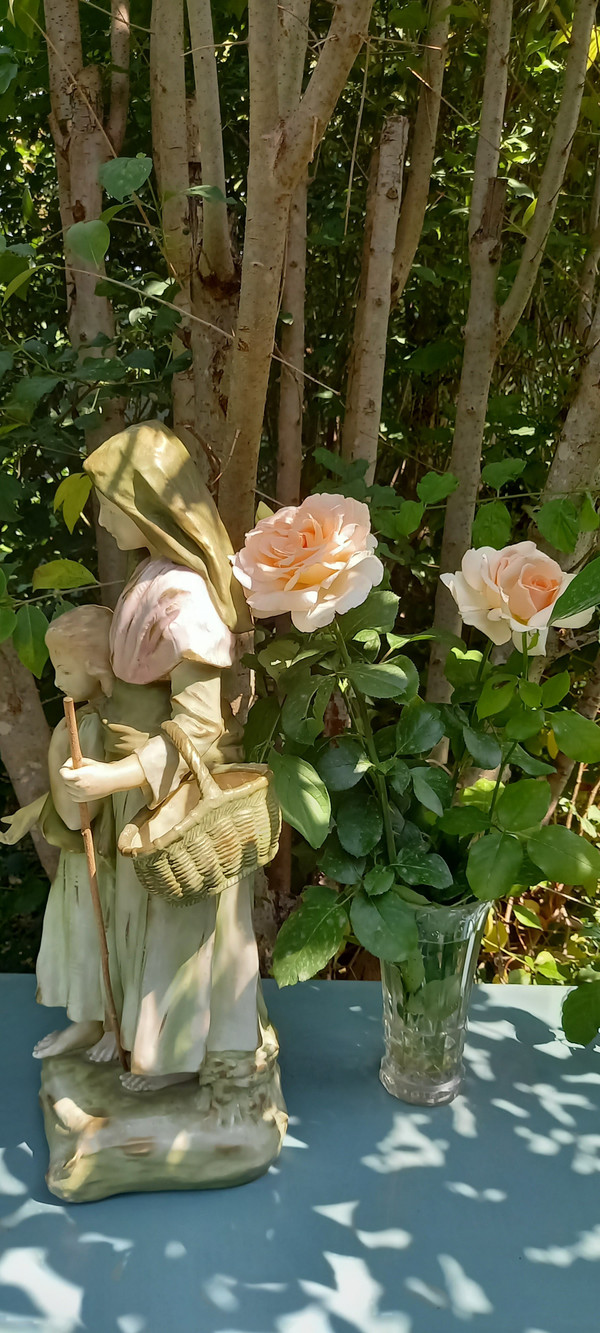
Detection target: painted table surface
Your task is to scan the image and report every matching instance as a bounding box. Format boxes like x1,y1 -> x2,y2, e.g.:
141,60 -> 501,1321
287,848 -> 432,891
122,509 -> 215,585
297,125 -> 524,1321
1,979 -> 599,1333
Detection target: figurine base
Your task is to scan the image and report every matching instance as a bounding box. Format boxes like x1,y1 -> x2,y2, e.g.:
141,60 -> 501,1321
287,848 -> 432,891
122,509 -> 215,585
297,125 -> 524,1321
40,1040 -> 287,1202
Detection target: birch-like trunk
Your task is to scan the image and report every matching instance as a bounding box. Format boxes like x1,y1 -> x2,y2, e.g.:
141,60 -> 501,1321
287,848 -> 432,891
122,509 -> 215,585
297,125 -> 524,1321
428,0 -> 596,702
44,0 -> 130,603
576,144 -> 600,344
187,0 -> 239,470
342,116 -> 408,482
277,181 -> 308,505
151,0 -> 197,461
391,0 -> 450,305
276,0 -> 311,506
539,294 -> 600,570
428,179 -> 507,699
219,0 -> 375,548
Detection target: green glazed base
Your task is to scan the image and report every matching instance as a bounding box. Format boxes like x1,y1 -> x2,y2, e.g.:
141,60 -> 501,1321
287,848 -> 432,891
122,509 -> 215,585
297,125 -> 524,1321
40,1043 -> 287,1202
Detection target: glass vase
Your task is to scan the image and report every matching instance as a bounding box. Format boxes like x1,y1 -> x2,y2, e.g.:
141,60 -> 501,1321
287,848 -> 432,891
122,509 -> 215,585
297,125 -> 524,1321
380,899 -> 488,1106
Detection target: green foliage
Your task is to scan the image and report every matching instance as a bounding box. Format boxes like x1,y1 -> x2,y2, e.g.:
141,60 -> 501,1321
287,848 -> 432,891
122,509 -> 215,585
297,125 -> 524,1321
98,156 -> 153,202
268,752 -> 331,849
12,604 -> 48,676
551,557 -> 600,625
536,498 -> 579,553
467,832 -> 523,901
272,885 -> 349,986
550,711 -> 600,763
350,890 -> 418,962
32,559 -> 96,590
526,825 -> 600,892
67,220 -> 110,266
562,983 -> 600,1046
472,501 -> 512,549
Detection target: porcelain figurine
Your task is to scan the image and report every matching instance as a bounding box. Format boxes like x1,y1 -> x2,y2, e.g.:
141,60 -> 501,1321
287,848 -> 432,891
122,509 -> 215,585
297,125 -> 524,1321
21,423 -> 286,1200
1,606 -> 118,1057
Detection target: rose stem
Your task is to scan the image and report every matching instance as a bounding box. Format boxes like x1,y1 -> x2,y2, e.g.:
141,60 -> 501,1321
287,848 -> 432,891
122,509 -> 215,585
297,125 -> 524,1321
332,623 -> 397,864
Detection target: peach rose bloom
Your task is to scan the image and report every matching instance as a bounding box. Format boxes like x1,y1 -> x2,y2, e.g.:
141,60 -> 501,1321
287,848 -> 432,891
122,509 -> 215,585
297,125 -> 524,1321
232,493 -> 384,632
441,541 -> 593,654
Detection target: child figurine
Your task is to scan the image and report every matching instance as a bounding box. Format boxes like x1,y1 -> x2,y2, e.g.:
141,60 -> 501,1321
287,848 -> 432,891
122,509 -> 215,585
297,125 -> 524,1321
1,605 -> 119,1059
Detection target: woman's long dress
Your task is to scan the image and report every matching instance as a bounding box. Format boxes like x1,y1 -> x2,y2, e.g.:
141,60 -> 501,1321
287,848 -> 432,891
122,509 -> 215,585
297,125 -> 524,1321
107,558 -> 261,1077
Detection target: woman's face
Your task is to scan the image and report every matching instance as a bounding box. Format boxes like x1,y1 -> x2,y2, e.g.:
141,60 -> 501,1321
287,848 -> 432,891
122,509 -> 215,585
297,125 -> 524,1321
98,496 -> 147,551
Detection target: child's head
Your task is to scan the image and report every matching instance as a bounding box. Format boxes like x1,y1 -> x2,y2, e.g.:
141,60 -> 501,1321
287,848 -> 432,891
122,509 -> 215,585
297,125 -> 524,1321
46,605 -> 114,701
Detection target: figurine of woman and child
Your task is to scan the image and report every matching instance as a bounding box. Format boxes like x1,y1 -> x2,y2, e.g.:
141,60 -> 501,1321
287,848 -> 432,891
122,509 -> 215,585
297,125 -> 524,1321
3,423 -> 272,1101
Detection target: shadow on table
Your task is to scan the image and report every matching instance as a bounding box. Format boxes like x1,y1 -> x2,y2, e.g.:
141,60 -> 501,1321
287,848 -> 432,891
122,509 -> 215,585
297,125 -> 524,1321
0,979 -> 599,1333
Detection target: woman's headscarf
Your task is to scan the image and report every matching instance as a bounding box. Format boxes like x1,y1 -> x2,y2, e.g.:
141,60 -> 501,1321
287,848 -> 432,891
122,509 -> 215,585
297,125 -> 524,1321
84,422 -> 251,633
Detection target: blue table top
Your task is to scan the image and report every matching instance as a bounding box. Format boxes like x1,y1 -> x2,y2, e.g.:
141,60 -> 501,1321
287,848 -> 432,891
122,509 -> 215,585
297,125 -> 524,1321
1,976 -> 599,1333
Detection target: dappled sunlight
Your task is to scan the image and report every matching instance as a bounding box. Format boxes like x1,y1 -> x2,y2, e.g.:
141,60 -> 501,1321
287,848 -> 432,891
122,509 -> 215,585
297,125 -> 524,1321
297,1252 -> 412,1333
462,1044 -> 495,1082
438,1254 -> 493,1320
514,1082 -> 596,1126
1,978 -> 600,1332
449,1095 -> 477,1139
445,1183 -> 506,1203
0,1246 -> 83,1332
362,1112 -> 448,1174
525,1224 -> 600,1268
0,1150 -> 27,1198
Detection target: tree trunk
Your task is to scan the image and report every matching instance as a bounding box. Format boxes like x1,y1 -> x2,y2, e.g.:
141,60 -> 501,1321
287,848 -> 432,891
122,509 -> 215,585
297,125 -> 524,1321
187,0 -> 240,471
576,144 -> 600,344
44,0 -> 129,599
277,179 -> 307,506
219,0 -> 375,547
539,294 -> 600,570
276,0 -> 311,507
0,643 -> 58,880
428,0 -> 595,703
342,116 -> 408,482
150,0 -> 197,460
391,0 -> 450,305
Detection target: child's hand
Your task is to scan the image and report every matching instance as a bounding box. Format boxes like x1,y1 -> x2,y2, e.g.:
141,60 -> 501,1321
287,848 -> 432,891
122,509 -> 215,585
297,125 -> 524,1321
60,754 -> 146,801
59,758 -> 118,802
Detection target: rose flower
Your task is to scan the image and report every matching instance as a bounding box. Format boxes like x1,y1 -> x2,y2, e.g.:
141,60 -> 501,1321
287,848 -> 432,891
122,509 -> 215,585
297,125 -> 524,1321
441,541 -> 593,654
232,494 -> 384,632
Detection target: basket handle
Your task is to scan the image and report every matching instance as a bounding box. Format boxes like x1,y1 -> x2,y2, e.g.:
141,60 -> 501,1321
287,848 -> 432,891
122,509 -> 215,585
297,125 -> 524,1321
162,720 -> 223,801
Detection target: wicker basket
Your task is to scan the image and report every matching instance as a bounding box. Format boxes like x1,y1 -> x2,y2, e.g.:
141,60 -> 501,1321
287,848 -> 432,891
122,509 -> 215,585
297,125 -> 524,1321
117,720 -> 281,904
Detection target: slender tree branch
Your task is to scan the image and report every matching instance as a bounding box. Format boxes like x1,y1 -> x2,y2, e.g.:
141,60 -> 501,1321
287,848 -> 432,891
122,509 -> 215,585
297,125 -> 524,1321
576,142 -> 600,343
105,0 -> 130,153
150,0 -> 196,452
538,291 -> 600,571
391,0 -> 450,305
498,0 -> 597,344
342,116 -> 408,482
186,0 -> 235,282
276,0 -> 311,506
277,0 -> 374,190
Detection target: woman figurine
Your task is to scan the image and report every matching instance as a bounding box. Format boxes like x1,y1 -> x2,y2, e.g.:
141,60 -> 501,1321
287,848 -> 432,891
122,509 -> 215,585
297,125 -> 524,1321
59,422 -> 267,1094
1,605 -> 119,1059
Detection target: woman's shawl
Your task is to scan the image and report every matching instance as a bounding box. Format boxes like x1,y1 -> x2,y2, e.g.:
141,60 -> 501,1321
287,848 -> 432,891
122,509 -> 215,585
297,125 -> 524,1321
110,558 -> 236,684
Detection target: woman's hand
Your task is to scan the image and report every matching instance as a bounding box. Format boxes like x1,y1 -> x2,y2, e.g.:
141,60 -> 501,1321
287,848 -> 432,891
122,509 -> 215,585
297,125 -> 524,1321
59,754 -> 146,802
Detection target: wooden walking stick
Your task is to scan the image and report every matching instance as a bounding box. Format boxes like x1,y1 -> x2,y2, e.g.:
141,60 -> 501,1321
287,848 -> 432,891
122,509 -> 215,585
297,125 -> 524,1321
63,697 -> 129,1072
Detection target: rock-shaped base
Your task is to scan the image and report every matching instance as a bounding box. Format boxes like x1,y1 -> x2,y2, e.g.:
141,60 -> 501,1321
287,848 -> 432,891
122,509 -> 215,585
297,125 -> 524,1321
40,1038 -> 287,1202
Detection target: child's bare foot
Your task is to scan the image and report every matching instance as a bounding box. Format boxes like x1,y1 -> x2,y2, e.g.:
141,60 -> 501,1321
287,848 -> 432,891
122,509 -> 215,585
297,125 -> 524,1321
87,1031 -> 119,1063
33,1021 -> 103,1059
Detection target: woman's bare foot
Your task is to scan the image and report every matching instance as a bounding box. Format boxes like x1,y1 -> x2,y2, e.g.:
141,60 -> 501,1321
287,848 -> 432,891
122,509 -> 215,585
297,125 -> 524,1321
120,1071 -> 195,1093
33,1021 -> 103,1059
87,1031 -> 119,1063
